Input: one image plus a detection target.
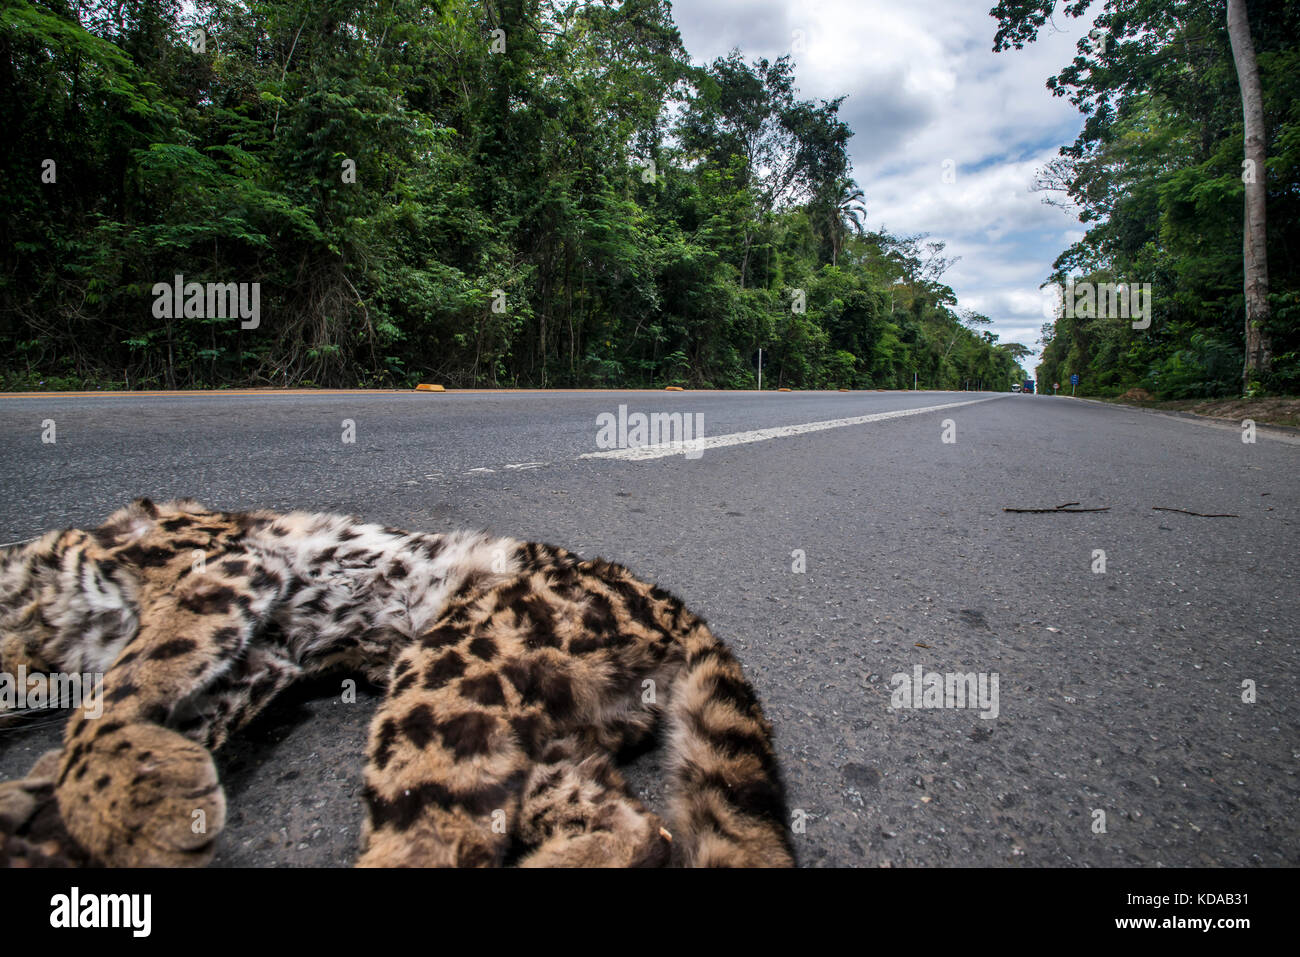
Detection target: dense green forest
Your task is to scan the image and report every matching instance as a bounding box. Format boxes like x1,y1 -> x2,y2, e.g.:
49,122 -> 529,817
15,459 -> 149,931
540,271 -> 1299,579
0,0 -> 1027,391
995,0 -> 1300,398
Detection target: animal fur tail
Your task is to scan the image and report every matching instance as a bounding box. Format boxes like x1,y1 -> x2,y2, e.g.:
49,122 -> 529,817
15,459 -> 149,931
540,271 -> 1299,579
663,619 -> 795,867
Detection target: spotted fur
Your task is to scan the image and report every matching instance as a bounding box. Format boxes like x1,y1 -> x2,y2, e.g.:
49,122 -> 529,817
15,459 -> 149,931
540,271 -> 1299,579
0,498 -> 794,867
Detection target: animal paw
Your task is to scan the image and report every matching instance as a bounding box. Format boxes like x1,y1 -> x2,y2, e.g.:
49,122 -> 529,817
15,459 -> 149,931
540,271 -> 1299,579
519,802 -> 672,867
516,750 -> 672,868
56,722 -> 226,866
0,750 -> 91,867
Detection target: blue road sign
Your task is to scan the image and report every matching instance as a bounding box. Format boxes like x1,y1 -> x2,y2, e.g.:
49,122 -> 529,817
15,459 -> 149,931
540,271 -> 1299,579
1070,374 -> 1080,385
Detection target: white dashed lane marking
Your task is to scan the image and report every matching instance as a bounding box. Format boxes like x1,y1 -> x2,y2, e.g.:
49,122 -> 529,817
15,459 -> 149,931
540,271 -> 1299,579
578,395 -> 1007,461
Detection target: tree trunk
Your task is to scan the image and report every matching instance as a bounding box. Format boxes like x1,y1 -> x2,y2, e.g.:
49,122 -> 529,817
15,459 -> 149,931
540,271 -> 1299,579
739,229 -> 752,291
1226,0 -> 1272,391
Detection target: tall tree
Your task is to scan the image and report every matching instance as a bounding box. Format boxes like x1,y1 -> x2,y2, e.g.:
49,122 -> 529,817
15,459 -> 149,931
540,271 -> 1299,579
1226,0 -> 1272,389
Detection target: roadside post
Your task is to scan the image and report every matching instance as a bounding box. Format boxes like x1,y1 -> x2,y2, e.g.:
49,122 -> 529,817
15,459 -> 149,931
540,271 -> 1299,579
1070,373 -> 1079,396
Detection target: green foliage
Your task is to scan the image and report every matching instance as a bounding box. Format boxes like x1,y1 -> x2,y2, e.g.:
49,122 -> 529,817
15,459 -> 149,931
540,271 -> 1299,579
1,0 -> 1021,390
997,0 -> 1300,398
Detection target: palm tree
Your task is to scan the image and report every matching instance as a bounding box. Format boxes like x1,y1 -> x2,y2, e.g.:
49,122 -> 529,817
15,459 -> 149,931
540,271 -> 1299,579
817,177 -> 866,266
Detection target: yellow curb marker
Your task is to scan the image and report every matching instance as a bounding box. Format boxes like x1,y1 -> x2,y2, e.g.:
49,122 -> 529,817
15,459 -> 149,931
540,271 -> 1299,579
415,384 -> 445,392
664,386 -> 684,391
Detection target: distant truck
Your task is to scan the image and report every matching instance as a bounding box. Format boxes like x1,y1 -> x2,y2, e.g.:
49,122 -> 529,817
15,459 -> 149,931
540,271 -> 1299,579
1022,380 -> 1035,394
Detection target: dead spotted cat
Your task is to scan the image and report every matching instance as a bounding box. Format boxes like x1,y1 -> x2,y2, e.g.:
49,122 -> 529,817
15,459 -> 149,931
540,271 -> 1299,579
0,498 -> 793,867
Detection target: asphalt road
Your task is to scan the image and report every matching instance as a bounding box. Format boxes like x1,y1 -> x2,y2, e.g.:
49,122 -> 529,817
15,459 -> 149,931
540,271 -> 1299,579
1,389 -> 1296,867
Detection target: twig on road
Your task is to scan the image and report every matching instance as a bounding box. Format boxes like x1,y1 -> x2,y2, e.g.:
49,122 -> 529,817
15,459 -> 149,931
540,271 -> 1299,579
1003,503 -> 1111,513
1152,506 -> 1239,518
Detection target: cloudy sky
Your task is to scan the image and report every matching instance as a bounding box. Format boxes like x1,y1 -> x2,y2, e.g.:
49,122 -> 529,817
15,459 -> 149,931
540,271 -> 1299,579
670,0 -> 1101,368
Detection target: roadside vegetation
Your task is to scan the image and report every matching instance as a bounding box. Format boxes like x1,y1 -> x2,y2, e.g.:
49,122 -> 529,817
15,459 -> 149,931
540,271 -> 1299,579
0,0 -> 1025,391
994,0 -> 1300,400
